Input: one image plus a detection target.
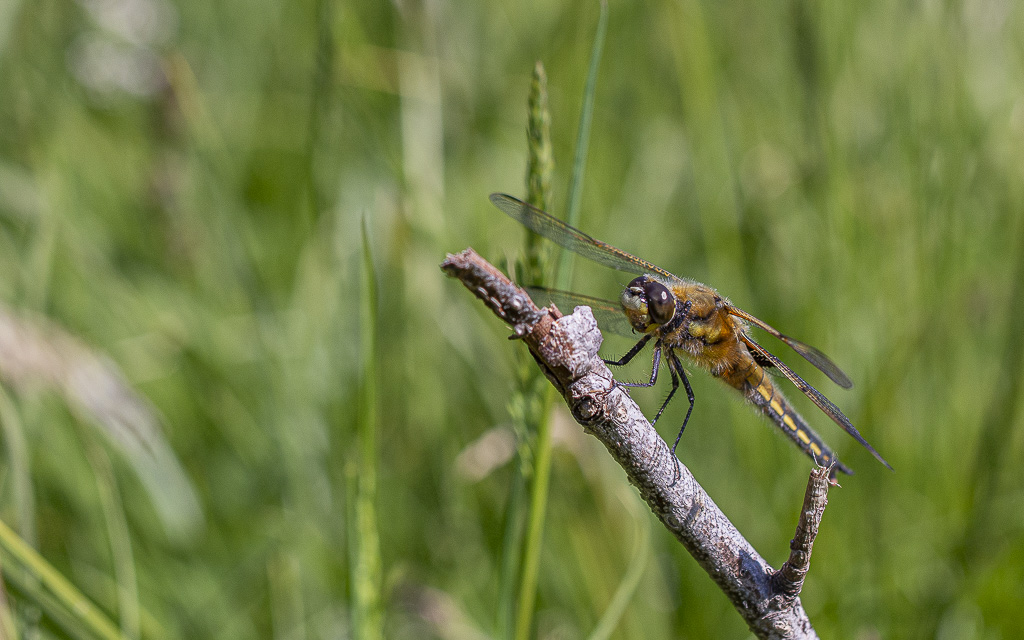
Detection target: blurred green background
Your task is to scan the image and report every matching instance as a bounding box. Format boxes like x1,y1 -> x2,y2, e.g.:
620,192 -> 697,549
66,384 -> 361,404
1,0 -> 1022,638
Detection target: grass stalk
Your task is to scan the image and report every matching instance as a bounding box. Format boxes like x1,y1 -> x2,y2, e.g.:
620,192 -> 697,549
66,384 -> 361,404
348,218 -> 383,640
557,0 -> 608,288
495,465 -> 526,638
523,61 -> 555,285
0,568 -> 19,640
85,444 -> 140,640
0,388 -> 35,551
514,2 -> 607,632
509,61 -> 557,640
0,518 -> 126,640
586,495 -> 651,640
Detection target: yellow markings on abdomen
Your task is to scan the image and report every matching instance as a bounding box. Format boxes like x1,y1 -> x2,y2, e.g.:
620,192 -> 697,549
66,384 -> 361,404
737,365 -> 843,471
782,413 -> 797,431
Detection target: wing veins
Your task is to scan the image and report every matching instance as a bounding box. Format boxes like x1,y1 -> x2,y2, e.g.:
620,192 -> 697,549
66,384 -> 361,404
490,193 -> 681,283
729,306 -> 853,389
525,287 -> 636,337
741,334 -> 893,470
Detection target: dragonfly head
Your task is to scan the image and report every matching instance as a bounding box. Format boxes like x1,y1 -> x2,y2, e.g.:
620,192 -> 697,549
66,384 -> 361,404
621,276 -> 676,332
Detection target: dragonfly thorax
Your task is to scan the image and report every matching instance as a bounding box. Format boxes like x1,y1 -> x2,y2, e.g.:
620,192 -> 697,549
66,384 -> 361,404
621,275 -> 676,332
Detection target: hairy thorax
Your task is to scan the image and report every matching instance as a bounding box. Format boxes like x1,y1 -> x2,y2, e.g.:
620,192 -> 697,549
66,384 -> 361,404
664,283 -> 750,378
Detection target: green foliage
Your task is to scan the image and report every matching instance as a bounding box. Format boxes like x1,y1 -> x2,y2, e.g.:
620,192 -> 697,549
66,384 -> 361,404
0,0 -> 1022,638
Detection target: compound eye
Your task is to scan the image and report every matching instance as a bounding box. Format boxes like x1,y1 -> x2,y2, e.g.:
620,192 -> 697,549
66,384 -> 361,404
644,281 -> 675,325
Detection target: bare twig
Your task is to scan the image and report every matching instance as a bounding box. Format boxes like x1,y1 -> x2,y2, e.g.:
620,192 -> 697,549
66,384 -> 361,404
772,466 -> 832,598
442,248 -> 834,639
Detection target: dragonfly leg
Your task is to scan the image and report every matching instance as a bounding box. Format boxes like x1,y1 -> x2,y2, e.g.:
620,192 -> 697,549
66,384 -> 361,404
604,333 -> 653,368
650,352 -> 678,425
666,350 -> 695,460
615,345 -> 661,390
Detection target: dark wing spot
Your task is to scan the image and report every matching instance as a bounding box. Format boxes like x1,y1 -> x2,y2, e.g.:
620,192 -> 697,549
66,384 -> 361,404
751,348 -> 776,369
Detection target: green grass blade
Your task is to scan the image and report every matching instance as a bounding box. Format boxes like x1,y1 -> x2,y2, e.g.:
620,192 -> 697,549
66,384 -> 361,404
557,0 -> 609,290
495,464 -> 526,638
512,408 -> 553,640
586,496 -> 651,640
0,574 -> 19,640
510,60 -> 558,640
86,445 -> 140,640
514,4 -> 607,635
0,306 -> 203,542
0,387 -> 36,548
0,518 -> 127,640
349,217 -> 383,640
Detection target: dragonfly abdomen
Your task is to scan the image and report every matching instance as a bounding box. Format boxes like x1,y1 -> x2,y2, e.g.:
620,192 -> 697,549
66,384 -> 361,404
720,358 -> 852,477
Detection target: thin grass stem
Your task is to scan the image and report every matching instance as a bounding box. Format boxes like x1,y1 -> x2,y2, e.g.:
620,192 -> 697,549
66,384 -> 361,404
0,518 -> 127,640
348,218 -> 383,640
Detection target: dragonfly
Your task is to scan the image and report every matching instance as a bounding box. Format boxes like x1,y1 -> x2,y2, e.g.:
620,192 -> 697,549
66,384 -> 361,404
490,192 -> 892,478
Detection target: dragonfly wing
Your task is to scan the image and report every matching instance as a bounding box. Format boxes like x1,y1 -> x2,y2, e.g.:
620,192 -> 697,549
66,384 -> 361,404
490,193 -> 682,283
728,306 -> 853,389
740,333 -> 893,471
526,287 -> 636,337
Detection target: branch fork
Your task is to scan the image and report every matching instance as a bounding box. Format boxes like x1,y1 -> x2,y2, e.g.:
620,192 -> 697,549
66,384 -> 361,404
442,248 -> 834,639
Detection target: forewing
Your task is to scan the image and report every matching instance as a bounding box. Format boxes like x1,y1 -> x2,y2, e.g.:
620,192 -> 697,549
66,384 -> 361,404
490,193 -> 681,283
728,306 -> 853,389
740,334 -> 892,470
